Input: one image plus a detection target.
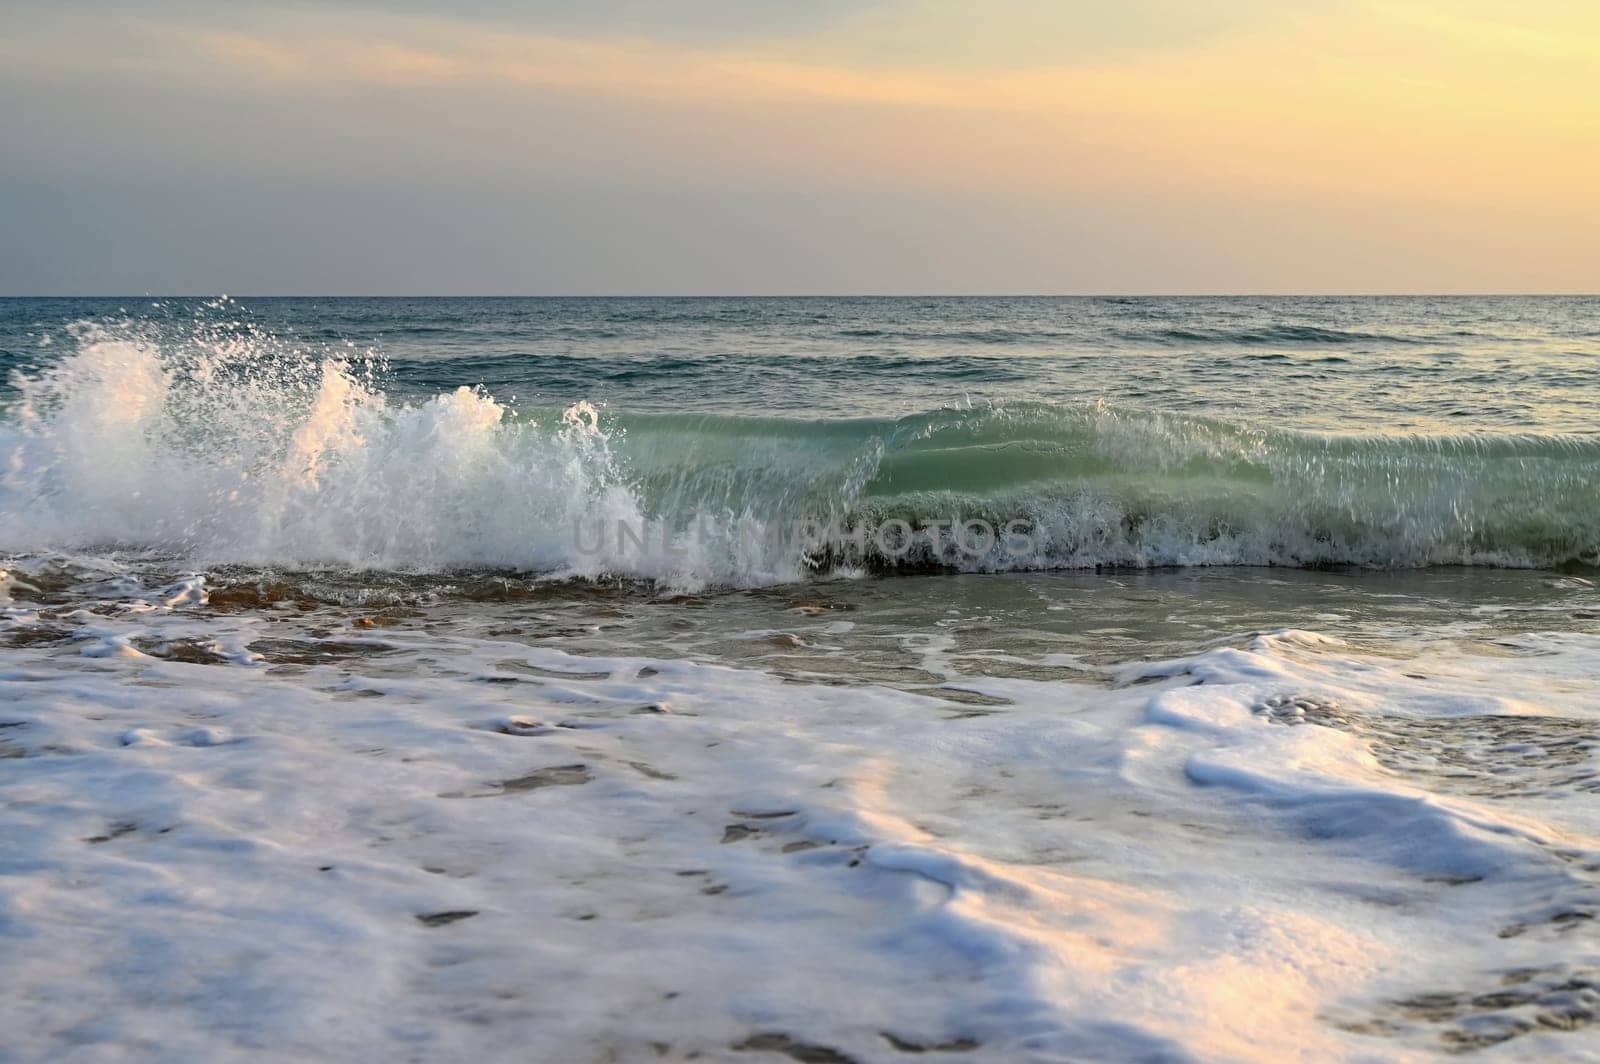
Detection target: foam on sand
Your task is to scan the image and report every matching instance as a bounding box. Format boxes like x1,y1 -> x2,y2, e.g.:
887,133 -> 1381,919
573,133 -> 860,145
3,569 -> 1599,1059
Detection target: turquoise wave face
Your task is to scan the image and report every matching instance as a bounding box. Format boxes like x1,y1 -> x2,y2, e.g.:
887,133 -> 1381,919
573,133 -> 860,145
601,404 -> 1600,571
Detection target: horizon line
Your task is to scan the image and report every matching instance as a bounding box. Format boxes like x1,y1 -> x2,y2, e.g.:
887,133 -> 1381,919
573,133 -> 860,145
2,293 -> 1597,300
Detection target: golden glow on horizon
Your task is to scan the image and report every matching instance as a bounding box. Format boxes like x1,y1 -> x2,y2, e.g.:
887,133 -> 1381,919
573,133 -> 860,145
168,1 -> 1597,206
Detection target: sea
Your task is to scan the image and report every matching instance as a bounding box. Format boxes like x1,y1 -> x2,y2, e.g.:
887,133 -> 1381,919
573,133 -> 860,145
2,296 -> 1599,1061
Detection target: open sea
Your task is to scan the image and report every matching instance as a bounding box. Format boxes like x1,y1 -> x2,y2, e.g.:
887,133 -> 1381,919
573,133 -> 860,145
3,296 -> 1600,1060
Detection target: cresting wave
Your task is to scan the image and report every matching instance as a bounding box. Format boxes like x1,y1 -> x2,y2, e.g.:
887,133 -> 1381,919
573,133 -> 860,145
1133,324 -> 1430,345
3,324 -> 1599,588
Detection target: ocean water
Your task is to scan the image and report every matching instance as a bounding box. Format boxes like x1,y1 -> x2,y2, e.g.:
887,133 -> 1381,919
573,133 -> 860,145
3,297 -> 1600,1060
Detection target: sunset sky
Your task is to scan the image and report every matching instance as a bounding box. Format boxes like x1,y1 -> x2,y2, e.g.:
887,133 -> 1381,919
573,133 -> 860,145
3,0 -> 1596,294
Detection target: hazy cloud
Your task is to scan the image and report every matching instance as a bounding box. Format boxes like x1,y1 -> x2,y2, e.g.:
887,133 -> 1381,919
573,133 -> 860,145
1,0 -> 1596,293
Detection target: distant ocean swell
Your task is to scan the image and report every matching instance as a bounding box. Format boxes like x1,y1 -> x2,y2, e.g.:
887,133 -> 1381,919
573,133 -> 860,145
2,325 -> 1598,587
831,324 -> 1432,345
1131,324 -> 1431,345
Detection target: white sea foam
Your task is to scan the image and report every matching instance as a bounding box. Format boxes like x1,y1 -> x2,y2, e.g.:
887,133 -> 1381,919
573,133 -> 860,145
2,569 -> 1599,1058
2,329 -> 681,576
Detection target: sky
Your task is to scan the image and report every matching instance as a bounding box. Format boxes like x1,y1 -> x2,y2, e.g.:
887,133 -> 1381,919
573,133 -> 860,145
1,0 -> 1596,294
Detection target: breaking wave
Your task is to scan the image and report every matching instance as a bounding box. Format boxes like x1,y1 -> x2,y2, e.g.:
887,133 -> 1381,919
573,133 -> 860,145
3,321 -> 1599,588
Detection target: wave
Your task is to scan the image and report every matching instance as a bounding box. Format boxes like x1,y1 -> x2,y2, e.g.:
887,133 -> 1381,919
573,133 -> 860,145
832,328 -> 1068,344
1128,325 -> 1430,346
3,323 -> 1599,587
